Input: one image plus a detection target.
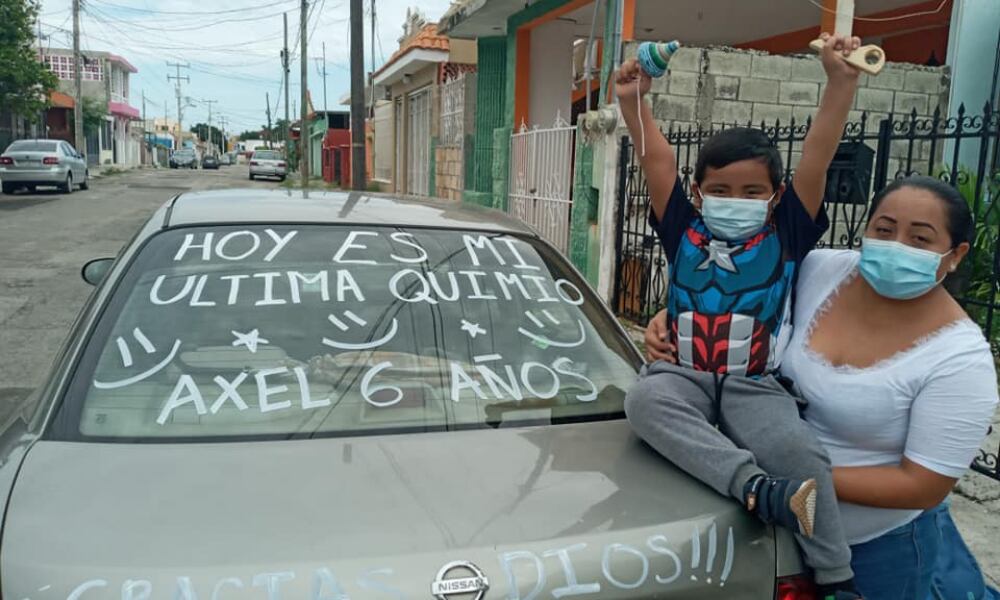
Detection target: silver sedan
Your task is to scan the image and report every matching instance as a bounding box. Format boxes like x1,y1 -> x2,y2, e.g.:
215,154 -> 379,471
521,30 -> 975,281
248,149 -> 287,181
0,190 -> 808,599
0,139 -> 89,194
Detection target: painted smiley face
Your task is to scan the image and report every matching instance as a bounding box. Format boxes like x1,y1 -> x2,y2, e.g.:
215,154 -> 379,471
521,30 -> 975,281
517,309 -> 587,349
92,327 -> 182,390
322,310 -> 400,351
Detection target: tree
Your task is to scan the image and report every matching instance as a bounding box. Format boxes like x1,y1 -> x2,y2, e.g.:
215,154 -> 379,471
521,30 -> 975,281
0,0 -> 57,120
70,97 -> 106,136
237,129 -> 262,141
190,122 -> 223,149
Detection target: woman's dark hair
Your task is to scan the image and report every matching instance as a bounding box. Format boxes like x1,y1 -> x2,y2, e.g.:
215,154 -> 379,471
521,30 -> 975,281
870,175 -> 974,248
694,128 -> 784,190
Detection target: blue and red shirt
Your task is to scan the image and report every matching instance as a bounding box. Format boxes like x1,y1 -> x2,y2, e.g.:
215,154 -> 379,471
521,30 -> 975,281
650,179 -> 829,376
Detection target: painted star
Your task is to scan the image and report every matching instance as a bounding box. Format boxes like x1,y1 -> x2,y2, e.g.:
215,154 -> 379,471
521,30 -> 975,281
231,329 -> 269,353
697,240 -> 740,273
460,319 -> 487,339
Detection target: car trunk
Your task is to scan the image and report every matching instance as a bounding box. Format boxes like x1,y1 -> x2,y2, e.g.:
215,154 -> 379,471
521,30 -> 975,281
2,421 -> 775,599
3,149 -> 59,172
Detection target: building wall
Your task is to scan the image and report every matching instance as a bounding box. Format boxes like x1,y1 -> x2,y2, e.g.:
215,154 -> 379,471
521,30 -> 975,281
528,19 -> 574,128
467,36 -> 507,204
372,100 -> 393,183
387,65 -> 438,195
629,43 -> 951,177
449,39 -> 478,65
435,146 -> 464,200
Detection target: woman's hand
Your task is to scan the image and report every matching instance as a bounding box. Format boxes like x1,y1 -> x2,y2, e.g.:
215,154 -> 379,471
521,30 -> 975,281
644,309 -> 677,363
615,58 -> 652,103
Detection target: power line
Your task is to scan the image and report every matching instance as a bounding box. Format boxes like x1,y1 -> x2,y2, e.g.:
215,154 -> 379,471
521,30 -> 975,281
88,0 -> 298,17
84,4 -> 295,33
804,0 -> 950,22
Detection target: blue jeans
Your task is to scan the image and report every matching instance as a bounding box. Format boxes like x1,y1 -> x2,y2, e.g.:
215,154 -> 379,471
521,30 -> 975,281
927,501 -> 999,600
851,508 -> 941,599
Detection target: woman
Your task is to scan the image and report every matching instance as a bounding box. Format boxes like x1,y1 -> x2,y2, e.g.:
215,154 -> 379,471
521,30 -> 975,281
642,176 -> 998,598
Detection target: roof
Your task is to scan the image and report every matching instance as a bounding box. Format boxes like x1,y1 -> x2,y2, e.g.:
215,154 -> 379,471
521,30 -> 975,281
373,24 -> 450,79
49,91 -> 74,109
163,189 -> 534,235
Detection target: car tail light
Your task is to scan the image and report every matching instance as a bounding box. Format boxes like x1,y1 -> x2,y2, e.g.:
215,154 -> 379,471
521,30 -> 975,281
0,157 -> 12,165
277,162 -> 286,168
775,575 -> 817,600
250,161 -> 259,166
43,156 -> 59,165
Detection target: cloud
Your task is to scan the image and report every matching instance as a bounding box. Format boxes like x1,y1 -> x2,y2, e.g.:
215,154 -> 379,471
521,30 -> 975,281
38,0 -> 455,131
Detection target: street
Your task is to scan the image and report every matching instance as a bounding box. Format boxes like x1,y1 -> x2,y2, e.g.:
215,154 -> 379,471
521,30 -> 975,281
0,165 -> 284,424
3,165 -> 1000,588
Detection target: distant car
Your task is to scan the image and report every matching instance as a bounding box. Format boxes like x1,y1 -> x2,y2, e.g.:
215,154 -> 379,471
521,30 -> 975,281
0,139 -> 89,194
201,155 -> 220,170
169,149 -> 198,169
248,150 -> 286,181
0,190 -> 810,599
218,154 -> 232,166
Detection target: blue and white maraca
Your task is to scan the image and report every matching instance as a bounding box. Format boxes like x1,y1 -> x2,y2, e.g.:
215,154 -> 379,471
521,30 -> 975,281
637,40 -> 681,78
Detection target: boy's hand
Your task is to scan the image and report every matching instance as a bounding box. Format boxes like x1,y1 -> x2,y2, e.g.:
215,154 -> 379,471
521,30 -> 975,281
644,309 -> 677,363
818,32 -> 862,82
615,59 -> 652,103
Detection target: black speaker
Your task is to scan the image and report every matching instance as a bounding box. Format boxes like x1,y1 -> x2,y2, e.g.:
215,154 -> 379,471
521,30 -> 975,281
824,141 -> 875,205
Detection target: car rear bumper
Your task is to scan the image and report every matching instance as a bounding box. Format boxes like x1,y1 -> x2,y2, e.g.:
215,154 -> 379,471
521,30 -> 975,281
0,166 -> 69,184
249,167 -> 287,177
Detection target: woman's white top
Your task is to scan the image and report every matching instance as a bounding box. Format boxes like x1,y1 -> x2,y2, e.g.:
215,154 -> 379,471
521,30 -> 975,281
781,250 -> 998,544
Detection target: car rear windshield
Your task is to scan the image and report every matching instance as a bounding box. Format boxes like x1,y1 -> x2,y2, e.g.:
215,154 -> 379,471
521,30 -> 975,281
54,226 -> 640,442
7,141 -> 58,152
253,151 -> 280,160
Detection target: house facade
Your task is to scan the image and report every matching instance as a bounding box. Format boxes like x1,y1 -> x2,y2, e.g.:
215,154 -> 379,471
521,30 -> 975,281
372,9 -> 478,199
41,48 -> 142,167
440,0 -> 1000,295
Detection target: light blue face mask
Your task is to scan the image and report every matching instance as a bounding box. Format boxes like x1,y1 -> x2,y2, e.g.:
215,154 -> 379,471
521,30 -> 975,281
859,238 -> 952,300
699,193 -> 774,241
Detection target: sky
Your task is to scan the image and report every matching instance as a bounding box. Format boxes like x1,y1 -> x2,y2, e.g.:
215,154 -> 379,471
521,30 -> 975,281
35,0 -> 455,134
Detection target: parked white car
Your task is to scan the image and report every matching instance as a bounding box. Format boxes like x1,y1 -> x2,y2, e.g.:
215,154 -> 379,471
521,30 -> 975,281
248,150 -> 287,181
0,139 -> 89,194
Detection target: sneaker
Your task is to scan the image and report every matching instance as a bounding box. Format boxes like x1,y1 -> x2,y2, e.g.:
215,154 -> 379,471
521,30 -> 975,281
746,476 -> 817,538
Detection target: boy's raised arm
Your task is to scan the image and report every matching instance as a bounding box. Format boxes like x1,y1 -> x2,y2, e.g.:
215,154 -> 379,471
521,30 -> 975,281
616,59 -> 677,223
793,33 -> 862,220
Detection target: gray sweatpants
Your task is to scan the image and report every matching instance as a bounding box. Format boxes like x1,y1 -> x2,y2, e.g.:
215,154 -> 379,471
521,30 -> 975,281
624,360 -> 853,584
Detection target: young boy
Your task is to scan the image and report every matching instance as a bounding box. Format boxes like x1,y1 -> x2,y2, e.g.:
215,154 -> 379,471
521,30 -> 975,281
618,34 -> 862,599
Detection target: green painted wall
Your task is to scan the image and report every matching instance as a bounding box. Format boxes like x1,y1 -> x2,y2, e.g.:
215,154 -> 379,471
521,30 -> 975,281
469,37 -> 506,196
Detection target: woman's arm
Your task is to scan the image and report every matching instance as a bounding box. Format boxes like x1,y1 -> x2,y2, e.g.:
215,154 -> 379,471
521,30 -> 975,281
833,458 -> 957,510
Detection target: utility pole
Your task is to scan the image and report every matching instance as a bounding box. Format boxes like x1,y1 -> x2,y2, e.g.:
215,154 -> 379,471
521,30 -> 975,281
282,12 -> 291,159
202,98 -> 218,152
299,0 -> 309,186
321,42 -> 328,113
370,0 -> 376,118
166,62 -> 190,140
265,92 -> 273,149
72,0 -> 83,152
349,0 -> 365,190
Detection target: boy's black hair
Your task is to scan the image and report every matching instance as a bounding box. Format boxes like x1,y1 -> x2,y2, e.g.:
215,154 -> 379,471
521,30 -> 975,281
694,127 -> 784,191
870,175 -> 973,248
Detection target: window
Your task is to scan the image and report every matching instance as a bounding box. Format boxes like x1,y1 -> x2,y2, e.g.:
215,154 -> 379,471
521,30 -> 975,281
7,141 -> 58,152
252,151 -> 281,160
44,55 -> 102,81
53,226 -> 639,441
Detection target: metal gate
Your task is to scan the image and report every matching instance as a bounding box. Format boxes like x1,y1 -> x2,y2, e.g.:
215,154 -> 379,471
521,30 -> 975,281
407,88 -> 431,196
508,115 -> 577,253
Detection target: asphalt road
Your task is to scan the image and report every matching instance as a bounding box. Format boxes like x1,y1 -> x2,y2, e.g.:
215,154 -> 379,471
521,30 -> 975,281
0,164 -> 283,421
2,164 -> 999,585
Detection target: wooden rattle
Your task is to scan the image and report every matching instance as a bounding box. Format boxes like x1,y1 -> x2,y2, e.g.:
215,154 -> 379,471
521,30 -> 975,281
809,39 -> 886,75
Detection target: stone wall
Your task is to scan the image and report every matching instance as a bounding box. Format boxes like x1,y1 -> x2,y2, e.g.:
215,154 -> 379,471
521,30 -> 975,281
435,145 -> 465,201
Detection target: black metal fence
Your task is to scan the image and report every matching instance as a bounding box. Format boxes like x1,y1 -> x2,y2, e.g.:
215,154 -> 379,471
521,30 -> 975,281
612,104 -> 1000,478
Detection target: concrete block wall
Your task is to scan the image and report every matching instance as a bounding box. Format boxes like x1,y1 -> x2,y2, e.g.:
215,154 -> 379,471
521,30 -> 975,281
627,43 -> 951,178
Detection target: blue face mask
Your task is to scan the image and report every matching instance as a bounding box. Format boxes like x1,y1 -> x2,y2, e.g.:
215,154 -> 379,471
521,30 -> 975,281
699,193 -> 774,241
859,238 -> 952,300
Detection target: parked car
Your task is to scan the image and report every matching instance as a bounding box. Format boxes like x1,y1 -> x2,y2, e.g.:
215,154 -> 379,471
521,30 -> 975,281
0,190 -> 810,599
169,149 -> 198,169
0,139 -> 89,194
218,154 -> 232,166
248,150 -> 286,181
201,155 -> 220,170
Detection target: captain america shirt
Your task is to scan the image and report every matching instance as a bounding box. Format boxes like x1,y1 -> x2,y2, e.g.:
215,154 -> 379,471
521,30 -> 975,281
649,178 -> 829,377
